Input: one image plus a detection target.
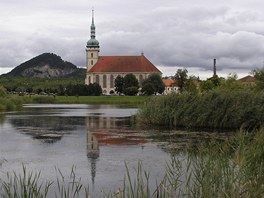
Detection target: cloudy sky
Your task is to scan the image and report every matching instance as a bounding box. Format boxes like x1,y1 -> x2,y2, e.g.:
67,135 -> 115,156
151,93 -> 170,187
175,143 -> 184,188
1,0 -> 264,79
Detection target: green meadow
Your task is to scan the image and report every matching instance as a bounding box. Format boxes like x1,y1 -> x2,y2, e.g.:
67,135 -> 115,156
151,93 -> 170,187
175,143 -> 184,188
27,95 -> 150,105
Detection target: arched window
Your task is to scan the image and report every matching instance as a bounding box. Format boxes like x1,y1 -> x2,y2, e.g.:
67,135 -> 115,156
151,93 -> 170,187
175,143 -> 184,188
139,75 -> 143,86
95,75 -> 99,84
88,76 -> 91,84
91,53 -> 93,58
91,60 -> 93,65
110,75 -> 114,88
103,75 -> 107,88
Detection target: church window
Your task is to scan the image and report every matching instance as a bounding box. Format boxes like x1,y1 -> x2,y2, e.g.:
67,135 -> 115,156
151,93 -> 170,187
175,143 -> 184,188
91,53 -> 93,58
88,76 -> 91,84
110,75 -> 114,88
91,60 -> 93,65
103,75 -> 107,88
139,75 -> 143,86
95,75 -> 99,84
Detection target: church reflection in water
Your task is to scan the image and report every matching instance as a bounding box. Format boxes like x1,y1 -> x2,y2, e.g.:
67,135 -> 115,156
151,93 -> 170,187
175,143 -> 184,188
86,116 -> 146,184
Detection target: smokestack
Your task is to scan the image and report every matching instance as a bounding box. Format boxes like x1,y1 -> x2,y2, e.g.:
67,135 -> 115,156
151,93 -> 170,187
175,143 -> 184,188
213,58 -> 216,77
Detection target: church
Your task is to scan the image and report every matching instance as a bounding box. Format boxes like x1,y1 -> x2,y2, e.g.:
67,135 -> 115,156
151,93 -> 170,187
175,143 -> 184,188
85,11 -> 162,95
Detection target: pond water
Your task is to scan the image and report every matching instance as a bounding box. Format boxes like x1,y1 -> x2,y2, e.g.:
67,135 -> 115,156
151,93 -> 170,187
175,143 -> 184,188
0,104 -> 176,196
0,104 -> 232,197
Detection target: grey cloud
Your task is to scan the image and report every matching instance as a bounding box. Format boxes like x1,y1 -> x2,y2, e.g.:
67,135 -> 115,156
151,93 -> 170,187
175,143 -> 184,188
1,0 -> 264,78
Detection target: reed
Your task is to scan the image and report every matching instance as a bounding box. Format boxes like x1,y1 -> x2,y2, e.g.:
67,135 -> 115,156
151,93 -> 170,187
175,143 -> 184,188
107,128 -> 264,197
0,95 -> 24,111
0,166 -> 89,198
1,129 -> 264,197
137,89 -> 264,130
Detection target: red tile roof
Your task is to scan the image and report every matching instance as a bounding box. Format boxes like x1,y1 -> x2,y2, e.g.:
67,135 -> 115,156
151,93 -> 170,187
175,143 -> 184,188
163,79 -> 176,87
88,55 -> 161,73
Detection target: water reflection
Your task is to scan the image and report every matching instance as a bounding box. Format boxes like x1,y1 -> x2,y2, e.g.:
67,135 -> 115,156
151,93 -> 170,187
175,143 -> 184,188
86,116 -> 147,185
8,116 -> 79,143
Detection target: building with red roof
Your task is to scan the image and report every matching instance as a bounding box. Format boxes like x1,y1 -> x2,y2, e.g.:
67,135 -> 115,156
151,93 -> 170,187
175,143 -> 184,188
162,79 -> 179,95
85,11 -> 162,94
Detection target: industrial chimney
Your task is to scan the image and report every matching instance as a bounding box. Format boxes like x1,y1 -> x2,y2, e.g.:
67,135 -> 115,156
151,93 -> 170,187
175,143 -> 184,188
213,58 -> 217,77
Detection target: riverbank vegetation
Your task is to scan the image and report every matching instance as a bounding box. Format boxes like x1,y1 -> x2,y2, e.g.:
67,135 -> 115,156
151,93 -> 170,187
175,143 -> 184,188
137,88 -> 264,130
1,128 -> 263,197
137,70 -> 264,130
0,86 -> 25,111
20,95 -> 149,105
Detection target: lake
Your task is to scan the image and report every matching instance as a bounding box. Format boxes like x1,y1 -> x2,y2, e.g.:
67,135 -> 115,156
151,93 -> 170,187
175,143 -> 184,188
0,104 -> 232,197
0,104 -> 176,197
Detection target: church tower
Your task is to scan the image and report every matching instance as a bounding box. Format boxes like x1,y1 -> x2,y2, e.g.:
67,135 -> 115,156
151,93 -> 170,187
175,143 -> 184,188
86,10 -> 100,72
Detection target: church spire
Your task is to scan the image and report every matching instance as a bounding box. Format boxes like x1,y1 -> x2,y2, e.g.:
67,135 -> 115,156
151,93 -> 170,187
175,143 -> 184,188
87,9 -> 99,48
91,9 -> 96,39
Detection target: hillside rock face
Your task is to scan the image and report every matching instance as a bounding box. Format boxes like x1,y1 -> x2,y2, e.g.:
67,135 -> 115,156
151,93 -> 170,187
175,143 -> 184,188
6,53 -> 80,78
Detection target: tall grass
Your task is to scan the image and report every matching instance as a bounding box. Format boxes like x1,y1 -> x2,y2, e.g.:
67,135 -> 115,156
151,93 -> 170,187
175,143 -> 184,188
137,89 -> 264,130
0,166 -> 89,198
0,95 -> 25,111
1,129 -> 264,197
107,128 -> 264,197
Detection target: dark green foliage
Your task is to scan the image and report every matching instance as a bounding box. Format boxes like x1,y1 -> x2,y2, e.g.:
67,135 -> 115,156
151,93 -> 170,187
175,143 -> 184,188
114,75 -> 124,94
137,89 -> 264,130
123,86 -> 139,96
0,76 -> 84,94
200,80 -> 215,92
174,68 -> 188,93
141,73 -> 165,95
252,67 -> 264,90
66,83 -> 102,96
123,74 -> 139,96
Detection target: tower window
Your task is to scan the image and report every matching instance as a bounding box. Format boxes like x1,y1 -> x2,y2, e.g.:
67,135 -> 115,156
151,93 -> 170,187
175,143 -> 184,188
91,53 -> 93,58
91,60 -> 93,65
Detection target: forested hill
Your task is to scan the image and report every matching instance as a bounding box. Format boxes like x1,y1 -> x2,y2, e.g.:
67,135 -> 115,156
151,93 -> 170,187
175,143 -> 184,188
2,53 -> 85,78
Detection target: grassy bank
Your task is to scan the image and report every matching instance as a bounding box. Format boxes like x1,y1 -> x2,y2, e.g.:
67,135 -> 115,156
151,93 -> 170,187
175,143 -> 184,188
53,95 -> 149,105
137,89 -> 264,130
0,95 -> 27,111
4,94 -> 150,106
1,128 -> 264,197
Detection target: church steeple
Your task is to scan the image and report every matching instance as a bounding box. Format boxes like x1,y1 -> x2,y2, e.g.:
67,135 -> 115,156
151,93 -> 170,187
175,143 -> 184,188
85,9 -> 100,77
87,9 -> 99,48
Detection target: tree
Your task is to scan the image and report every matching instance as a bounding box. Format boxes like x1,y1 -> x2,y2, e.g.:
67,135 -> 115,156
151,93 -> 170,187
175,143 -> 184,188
200,80 -> 215,92
141,73 -> 165,95
252,67 -> 264,90
174,68 -> 188,93
123,74 -> 139,96
114,75 -> 124,95
65,83 -> 102,96
88,83 -> 102,96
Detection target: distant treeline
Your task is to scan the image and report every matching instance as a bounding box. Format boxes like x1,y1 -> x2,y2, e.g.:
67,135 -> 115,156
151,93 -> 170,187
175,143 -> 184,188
0,76 -> 102,96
